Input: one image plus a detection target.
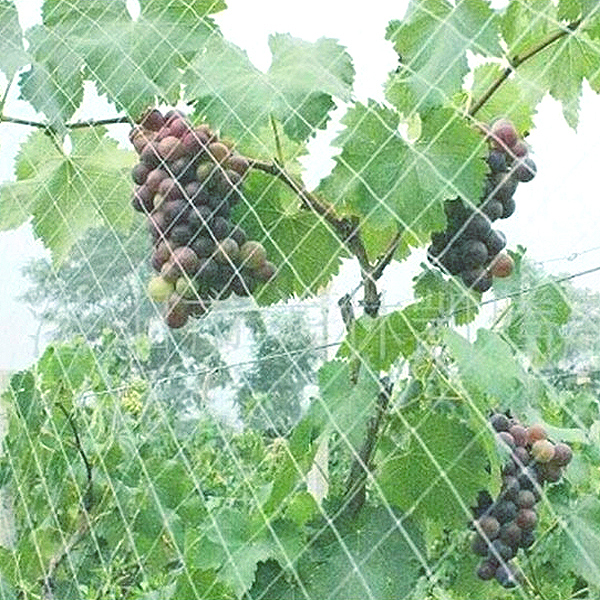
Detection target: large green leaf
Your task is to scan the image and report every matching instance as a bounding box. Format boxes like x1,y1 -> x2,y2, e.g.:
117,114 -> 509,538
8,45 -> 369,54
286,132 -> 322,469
378,412 -> 490,529
0,1 -> 28,79
444,328 -> 525,410
386,0 -> 502,113
559,496 -> 600,586
232,171 -> 345,304
338,301 -> 437,373
186,34 -> 354,145
312,359 -> 381,453
318,102 -> 486,258
0,128 -> 135,264
23,0 -> 223,120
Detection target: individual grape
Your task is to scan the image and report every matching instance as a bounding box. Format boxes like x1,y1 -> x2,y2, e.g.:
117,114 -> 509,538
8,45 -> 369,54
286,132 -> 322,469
489,538 -> 515,561
551,443 -> 573,467
214,238 -> 240,264
140,142 -> 162,169
499,522 -> 522,548
208,141 -> 229,163
160,259 -> 181,284
211,216 -> 231,240
490,413 -> 510,432
519,530 -> 535,549
501,476 -> 520,501
509,424 -> 528,447
516,490 -> 536,509
158,178 -> 184,203
477,560 -> 497,581
147,212 -> 167,242
538,462 -> 562,483
464,212 -> 492,239
147,276 -> 174,302
132,184 -> 154,213
168,117 -> 192,138
169,156 -> 197,183
140,108 -> 166,131
157,136 -> 186,162
165,294 -> 190,329
196,258 -> 220,285
512,156 -> 537,182
175,276 -> 200,300
481,199 -> 503,221
472,534 -> 490,556
227,154 -> 250,176
512,446 -> 530,466
151,241 -> 172,272
517,467 -> 539,491
172,246 -> 200,276
516,508 -> 537,531
164,109 -> 186,124
531,439 -> 555,463
477,516 -> 500,539
497,431 -> 516,450
490,118 -> 518,149
500,196 -> 516,219
168,224 -> 194,246
490,252 -> 513,278
493,500 -> 517,524
495,563 -> 520,588
184,180 -> 209,206
490,173 -> 518,203
191,236 -> 216,258
146,168 -> 167,194
527,424 -> 547,444
257,261 -> 277,282
230,225 -> 247,248
461,240 -> 488,270
461,267 -> 492,292
239,241 -> 267,270
131,162 -> 150,185
487,149 -> 507,173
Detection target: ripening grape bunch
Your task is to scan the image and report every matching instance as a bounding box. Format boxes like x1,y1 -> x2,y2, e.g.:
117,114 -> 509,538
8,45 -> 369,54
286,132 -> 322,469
129,108 -> 276,328
471,412 -> 573,588
427,118 -> 536,292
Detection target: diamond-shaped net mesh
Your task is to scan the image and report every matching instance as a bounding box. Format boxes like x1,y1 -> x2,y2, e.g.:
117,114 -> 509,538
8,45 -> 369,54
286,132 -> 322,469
0,1 -> 600,599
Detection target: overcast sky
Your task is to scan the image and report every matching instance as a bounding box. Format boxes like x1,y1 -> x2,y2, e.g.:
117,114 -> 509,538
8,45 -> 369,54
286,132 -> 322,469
1,0 -> 599,371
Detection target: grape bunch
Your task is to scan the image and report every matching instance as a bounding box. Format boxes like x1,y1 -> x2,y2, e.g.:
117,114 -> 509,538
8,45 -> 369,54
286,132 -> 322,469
471,413 -> 573,588
427,118 -> 536,292
129,108 -> 276,328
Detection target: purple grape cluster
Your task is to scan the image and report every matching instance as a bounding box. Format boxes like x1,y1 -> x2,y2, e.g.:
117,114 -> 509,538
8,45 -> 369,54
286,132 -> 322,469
129,109 -> 276,328
471,413 -> 573,588
427,119 -> 536,292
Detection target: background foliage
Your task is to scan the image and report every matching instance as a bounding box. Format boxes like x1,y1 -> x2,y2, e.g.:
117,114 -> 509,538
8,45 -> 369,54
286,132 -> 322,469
0,1 -> 600,598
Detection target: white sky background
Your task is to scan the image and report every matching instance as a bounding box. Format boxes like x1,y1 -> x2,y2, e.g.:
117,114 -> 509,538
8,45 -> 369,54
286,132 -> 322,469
1,0 -> 600,370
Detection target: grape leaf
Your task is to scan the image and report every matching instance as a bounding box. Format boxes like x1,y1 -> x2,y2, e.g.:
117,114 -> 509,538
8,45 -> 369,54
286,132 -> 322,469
318,102 -> 486,259
192,509 -> 302,598
558,495 -> 600,586
0,128 -> 135,264
186,34 -> 354,145
412,266 -> 480,326
501,0 -> 557,56
300,506 -> 425,600
470,63 -> 540,134
444,328 -> 525,409
232,171 -> 345,304
0,1 -> 27,79
338,302 -> 436,373
312,359 -> 380,453
518,31 -> 600,128
558,0 -> 599,20
385,0 -> 502,113
19,24 -> 85,130
31,0 -> 222,119
378,412 -> 490,529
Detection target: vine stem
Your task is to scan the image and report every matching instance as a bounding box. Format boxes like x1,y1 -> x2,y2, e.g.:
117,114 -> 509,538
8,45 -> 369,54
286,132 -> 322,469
0,114 -> 131,130
469,19 -> 582,117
